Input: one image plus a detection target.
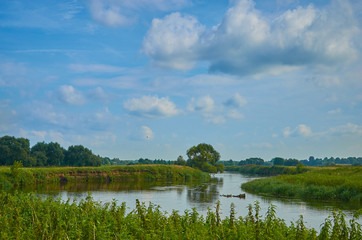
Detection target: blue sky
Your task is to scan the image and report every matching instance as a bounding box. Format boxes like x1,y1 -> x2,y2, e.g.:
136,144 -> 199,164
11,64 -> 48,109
1,0 -> 362,161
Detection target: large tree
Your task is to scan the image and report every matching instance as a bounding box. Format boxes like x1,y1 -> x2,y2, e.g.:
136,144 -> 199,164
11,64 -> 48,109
186,143 -> 223,173
64,145 -> 101,167
0,136 -> 30,165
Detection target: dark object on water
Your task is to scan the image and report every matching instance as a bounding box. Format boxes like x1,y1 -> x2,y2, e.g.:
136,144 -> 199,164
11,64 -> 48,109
220,193 -> 245,198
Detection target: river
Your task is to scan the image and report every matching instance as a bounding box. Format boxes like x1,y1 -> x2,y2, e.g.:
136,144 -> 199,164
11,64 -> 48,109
19,172 -> 361,231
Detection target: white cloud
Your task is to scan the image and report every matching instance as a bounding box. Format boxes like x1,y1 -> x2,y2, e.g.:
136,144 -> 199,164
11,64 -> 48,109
142,126 -> 154,140
58,85 -> 86,105
143,12 -> 205,70
283,124 -> 313,137
69,64 -> 124,73
28,101 -> 67,126
130,125 -> 154,141
143,0 -> 360,76
224,93 -> 247,108
89,0 -> 191,27
328,123 -> 362,136
123,95 -> 179,118
88,87 -> 108,100
188,96 -> 214,113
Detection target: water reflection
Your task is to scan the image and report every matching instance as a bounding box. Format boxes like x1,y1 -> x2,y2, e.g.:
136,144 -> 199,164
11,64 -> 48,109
13,172 -> 361,230
187,178 -> 223,203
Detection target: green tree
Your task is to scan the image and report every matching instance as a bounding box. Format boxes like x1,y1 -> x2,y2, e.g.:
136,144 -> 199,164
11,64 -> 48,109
46,142 -> 65,166
65,145 -> 101,167
272,157 -> 285,166
186,143 -> 223,173
176,155 -> 186,166
0,136 -> 30,166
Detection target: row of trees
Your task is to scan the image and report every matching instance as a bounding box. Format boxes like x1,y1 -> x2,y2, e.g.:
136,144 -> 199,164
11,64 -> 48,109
221,156 -> 362,167
0,136 -> 101,167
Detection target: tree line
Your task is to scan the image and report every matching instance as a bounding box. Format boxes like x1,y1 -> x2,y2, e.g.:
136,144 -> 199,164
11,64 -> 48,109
0,136 -> 101,167
221,156 -> 362,167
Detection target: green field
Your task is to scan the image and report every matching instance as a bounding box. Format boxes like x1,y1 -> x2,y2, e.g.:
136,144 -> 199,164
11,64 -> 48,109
0,165 -> 210,190
0,191 -> 360,239
242,166 -> 362,202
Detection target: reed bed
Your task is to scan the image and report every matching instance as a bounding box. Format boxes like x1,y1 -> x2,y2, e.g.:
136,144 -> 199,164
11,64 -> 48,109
0,191 -> 360,239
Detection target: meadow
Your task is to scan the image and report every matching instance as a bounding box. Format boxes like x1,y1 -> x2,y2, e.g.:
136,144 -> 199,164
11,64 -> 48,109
0,191 -> 360,239
241,166 -> 362,202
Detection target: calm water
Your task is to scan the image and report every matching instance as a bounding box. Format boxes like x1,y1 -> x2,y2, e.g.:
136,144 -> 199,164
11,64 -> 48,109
19,172 -> 361,231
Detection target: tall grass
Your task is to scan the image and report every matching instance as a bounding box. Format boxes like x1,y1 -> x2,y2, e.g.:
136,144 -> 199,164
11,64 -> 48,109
242,166 -> 362,202
0,165 -> 210,190
0,192 -> 360,239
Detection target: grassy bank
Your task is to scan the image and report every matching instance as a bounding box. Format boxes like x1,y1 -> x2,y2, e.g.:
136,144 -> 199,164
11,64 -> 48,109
0,191 -> 360,239
0,165 -> 210,190
225,165 -> 309,176
242,166 -> 362,202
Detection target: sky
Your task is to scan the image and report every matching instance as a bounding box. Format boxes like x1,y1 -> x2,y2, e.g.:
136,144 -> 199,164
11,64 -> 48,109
0,0 -> 362,161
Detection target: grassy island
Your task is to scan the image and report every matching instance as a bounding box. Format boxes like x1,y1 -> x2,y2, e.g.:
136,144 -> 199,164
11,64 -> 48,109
242,166 -> 362,202
0,165 -> 210,190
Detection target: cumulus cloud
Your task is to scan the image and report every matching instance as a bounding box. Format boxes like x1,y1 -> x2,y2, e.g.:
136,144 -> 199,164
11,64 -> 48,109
187,96 -> 214,113
283,124 -> 313,137
143,12 -> 205,70
224,93 -> 247,108
143,0 -> 359,76
141,126 -> 154,140
123,95 -> 179,118
130,125 -> 154,141
58,85 -> 86,105
89,0 -> 191,27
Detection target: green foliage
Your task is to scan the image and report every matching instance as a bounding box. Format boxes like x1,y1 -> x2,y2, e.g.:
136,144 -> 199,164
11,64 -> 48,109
186,143 -> 223,173
65,145 -> 102,167
242,166 -> 362,202
0,193 -> 359,239
0,136 -> 30,166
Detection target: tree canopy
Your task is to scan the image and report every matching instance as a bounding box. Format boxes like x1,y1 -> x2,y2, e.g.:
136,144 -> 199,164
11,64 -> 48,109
0,136 -> 101,167
186,143 -> 223,173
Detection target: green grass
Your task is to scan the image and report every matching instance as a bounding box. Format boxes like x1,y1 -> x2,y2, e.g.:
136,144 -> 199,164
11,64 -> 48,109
0,191 -> 360,239
0,165 -> 210,190
242,166 -> 362,202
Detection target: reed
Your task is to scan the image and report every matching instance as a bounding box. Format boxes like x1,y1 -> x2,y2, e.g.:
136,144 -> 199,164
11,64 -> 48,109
0,191 -> 360,239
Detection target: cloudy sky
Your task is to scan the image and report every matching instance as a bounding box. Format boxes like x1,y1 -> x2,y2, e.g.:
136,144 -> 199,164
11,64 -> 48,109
1,0 -> 362,161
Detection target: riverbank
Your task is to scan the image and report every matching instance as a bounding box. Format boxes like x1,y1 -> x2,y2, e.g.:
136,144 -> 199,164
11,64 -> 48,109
242,166 -> 362,202
0,165 -> 210,190
0,191 -> 360,239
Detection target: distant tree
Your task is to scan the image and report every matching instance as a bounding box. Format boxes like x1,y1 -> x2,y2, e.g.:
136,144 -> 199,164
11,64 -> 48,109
272,157 -> 285,166
284,158 -> 299,166
186,143 -> 223,173
64,145 -> 101,167
176,155 -> 186,166
245,157 -> 264,165
46,142 -> 65,166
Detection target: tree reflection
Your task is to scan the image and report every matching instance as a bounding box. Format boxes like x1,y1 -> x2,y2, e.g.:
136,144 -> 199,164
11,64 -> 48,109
187,177 -> 223,203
